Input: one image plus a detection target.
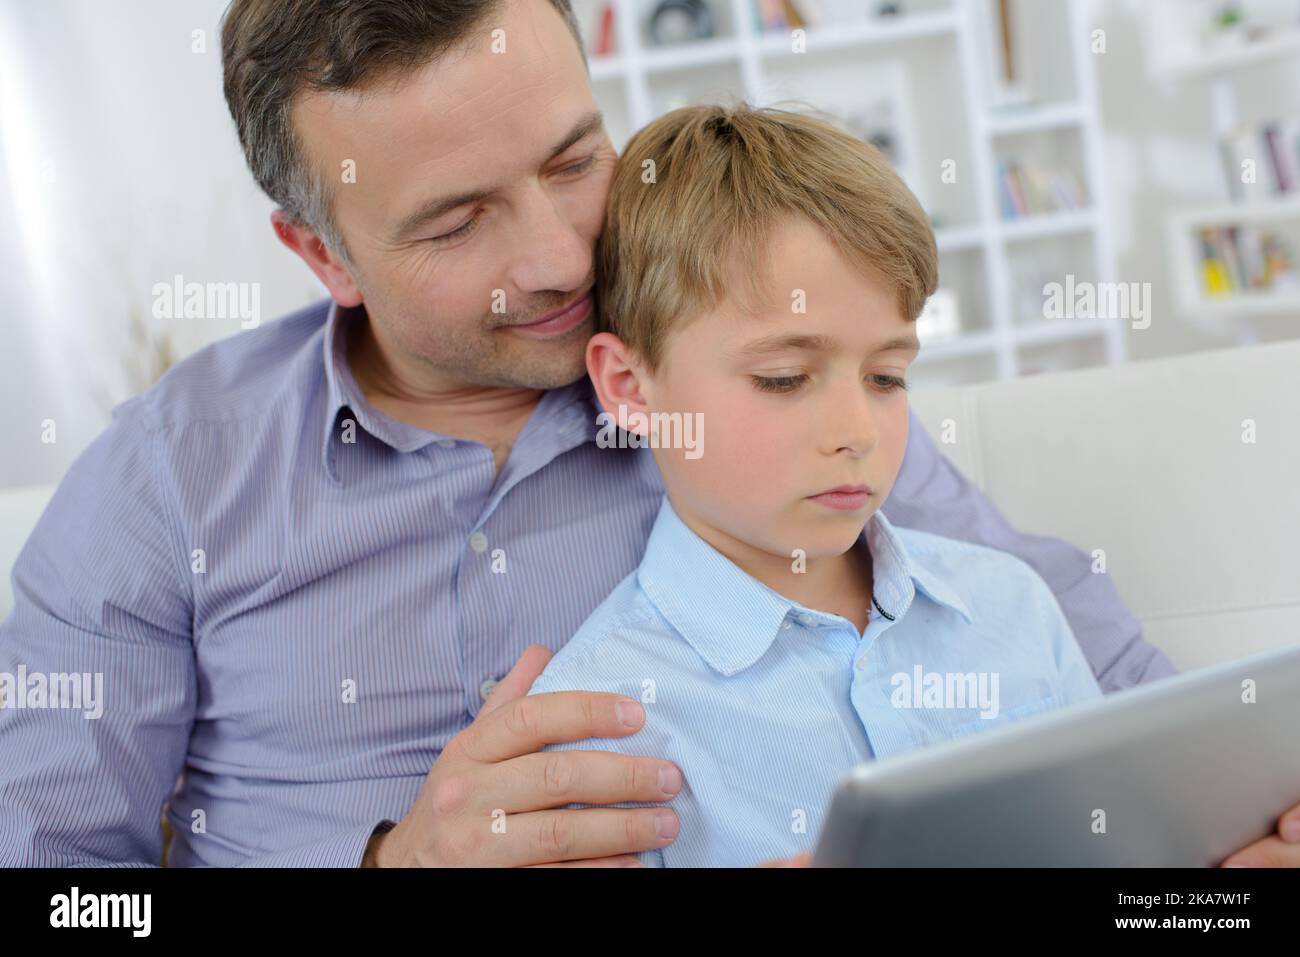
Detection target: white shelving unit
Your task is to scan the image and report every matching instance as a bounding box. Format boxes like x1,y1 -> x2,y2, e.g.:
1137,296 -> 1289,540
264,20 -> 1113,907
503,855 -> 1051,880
573,0 -> 1125,386
1144,0 -> 1300,339
1142,0 -> 1300,82
1168,197 -> 1300,322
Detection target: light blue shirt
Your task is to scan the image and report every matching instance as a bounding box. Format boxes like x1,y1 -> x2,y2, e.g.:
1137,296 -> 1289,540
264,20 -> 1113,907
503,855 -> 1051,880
527,494 -> 1105,867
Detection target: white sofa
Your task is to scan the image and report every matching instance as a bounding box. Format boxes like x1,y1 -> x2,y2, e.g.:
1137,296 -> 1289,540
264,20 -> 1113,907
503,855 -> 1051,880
907,338 -> 1300,671
2,339 -> 1298,672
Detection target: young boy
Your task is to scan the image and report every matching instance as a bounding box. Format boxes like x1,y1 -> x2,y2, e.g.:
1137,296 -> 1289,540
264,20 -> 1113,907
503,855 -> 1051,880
525,102 -> 1103,867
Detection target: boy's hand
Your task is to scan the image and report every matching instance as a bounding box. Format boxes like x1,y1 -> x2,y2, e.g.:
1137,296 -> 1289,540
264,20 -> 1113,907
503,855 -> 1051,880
1219,799 -> 1300,867
363,644 -> 681,867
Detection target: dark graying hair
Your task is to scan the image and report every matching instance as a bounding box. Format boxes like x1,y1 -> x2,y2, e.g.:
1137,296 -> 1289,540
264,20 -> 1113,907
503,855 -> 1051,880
220,0 -> 587,264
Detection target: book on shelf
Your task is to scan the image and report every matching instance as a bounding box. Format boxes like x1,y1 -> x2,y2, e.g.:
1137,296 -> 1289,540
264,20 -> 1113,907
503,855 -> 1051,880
752,0 -> 821,33
1220,115 -> 1300,202
1195,225 -> 1298,297
592,2 -> 616,57
996,157 -> 1087,220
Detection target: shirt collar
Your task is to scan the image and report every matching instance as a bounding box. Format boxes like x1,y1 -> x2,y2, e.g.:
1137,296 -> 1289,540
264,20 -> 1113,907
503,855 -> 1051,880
319,299 -> 603,483
636,496 -> 974,677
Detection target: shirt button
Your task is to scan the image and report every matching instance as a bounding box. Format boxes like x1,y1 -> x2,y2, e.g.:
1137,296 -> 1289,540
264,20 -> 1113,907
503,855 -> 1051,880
436,438 -> 456,448
781,621 -> 792,631
855,658 -> 867,671
469,531 -> 489,553
479,677 -> 499,701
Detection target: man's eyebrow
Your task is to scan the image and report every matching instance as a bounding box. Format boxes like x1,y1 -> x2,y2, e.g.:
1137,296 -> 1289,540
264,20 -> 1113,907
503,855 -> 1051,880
391,109 -> 606,240
729,332 -> 921,358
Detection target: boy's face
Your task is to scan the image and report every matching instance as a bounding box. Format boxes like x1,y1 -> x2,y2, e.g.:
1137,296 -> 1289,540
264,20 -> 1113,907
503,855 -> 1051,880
596,215 -> 919,565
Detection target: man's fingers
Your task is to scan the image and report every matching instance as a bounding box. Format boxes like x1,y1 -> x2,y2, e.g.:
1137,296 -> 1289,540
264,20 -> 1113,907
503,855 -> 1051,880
487,748 -> 682,814
433,806 -> 677,867
479,643 -> 553,716
1219,800 -> 1300,866
455,689 -> 646,765
1278,801 -> 1300,843
1220,833 -> 1300,868
485,806 -> 678,866
758,851 -> 814,868
524,855 -> 646,868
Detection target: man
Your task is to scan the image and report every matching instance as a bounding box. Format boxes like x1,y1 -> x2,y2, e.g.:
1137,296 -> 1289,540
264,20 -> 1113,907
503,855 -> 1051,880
1,0 -> 1294,867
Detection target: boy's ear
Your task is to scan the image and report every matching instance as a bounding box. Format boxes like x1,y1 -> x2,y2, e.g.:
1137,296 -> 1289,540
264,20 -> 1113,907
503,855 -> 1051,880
586,332 -> 653,429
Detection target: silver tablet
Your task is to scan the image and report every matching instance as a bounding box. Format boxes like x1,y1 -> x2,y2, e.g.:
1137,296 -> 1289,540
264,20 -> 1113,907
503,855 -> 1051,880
813,642 -> 1300,867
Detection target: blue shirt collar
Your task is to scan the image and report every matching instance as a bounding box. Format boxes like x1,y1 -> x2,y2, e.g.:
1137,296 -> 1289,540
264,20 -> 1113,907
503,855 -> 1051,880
319,299 -> 602,483
636,495 -> 975,677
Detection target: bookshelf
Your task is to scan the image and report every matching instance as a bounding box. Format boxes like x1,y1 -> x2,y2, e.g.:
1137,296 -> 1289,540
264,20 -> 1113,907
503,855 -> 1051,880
1142,0 -> 1300,82
1145,0 -> 1300,337
1168,198 -> 1300,322
573,0 -> 1125,386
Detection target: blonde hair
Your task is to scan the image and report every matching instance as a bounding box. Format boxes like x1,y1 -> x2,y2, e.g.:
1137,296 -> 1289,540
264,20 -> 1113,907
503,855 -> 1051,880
595,100 -> 938,373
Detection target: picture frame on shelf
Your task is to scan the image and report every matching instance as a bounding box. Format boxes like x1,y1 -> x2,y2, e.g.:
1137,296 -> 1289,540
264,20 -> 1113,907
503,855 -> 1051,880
647,0 -> 716,46
823,59 -> 925,210
917,288 -> 963,344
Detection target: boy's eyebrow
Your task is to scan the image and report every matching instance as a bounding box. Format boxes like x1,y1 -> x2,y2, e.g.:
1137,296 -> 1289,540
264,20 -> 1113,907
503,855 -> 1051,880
729,332 -> 921,358
391,109 -> 606,240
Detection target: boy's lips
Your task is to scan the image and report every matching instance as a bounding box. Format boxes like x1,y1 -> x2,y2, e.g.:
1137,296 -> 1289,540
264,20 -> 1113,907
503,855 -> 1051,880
806,484 -> 873,511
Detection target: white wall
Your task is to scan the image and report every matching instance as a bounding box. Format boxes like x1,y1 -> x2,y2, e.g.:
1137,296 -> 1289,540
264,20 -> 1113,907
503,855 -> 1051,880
0,0 -> 325,489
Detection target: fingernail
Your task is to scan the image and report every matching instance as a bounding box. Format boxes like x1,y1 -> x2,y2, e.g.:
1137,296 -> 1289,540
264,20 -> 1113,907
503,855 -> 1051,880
658,765 -> 682,796
622,858 -> 645,867
1222,860 -> 1252,867
617,699 -> 644,727
655,809 -> 679,840
1283,819 -> 1300,843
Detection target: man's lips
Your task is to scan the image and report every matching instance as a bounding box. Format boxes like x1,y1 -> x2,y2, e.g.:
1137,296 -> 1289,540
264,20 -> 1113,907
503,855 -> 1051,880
513,289 -> 593,328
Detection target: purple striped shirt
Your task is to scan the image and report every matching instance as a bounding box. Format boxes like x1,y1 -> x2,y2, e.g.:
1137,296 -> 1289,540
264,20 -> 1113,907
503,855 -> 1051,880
0,298 -> 1176,866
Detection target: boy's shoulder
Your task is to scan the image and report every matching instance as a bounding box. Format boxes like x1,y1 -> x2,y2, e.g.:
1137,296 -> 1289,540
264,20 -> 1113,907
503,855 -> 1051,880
527,570 -> 676,696
891,524 -> 1056,610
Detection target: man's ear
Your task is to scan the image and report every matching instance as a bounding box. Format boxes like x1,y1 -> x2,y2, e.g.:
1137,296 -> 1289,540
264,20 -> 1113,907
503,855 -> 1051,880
586,332 -> 654,434
270,209 -> 363,307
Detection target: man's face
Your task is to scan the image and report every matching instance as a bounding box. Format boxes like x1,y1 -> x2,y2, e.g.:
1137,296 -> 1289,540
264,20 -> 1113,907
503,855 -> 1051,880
633,215 -> 919,565
293,0 -> 614,389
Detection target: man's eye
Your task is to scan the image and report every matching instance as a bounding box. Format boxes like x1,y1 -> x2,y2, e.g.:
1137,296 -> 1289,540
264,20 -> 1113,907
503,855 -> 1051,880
428,156 -> 594,246
562,154 -> 598,175
750,374 -> 808,394
430,212 -> 480,244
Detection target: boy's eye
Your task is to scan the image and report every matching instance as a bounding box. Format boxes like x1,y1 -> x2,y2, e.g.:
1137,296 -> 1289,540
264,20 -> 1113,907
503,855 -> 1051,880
749,374 -> 809,394
749,374 -> 910,395
872,375 -> 909,393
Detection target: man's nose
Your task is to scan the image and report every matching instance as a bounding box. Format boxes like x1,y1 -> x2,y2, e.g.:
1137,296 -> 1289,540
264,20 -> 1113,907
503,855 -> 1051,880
507,183 -> 592,295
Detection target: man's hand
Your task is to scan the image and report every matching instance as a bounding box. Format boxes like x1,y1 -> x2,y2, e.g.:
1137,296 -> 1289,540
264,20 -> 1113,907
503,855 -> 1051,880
758,851 -> 813,867
362,644 -> 681,867
1219,800 -> 1300,867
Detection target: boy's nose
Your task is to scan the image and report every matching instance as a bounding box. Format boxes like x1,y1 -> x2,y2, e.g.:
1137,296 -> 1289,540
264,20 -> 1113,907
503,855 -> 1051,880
816,379 -> 886,457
